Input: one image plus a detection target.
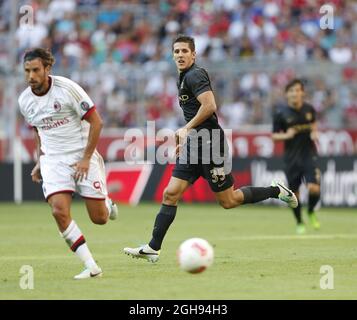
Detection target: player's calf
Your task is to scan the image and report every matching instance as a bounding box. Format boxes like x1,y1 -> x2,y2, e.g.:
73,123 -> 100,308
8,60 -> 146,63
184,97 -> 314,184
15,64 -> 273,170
307,183 -> 321,229
85,199 -> 110,225
307,183 -> 320,213
89,214 -> 108,225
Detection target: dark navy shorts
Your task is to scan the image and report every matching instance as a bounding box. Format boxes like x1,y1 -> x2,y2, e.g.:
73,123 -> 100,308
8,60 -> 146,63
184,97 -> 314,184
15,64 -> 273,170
284,156 -> 321,192
172,134 -> 234,193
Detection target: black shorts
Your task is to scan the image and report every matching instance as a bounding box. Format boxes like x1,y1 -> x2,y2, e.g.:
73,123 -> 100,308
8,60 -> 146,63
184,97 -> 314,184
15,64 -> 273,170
172,133 -> 234,193
284,157 -> 321,192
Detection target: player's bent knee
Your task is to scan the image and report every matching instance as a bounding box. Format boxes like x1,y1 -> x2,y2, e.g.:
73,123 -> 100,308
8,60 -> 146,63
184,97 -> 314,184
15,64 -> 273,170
218,199 -> 235,209
308,184 -> 320,195
51,204 -> 69,224
163,188 -> 181,205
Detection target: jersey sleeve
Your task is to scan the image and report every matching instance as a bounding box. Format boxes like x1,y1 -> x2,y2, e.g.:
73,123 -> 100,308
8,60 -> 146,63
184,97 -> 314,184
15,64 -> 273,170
66,79 -> 95,119
272,110 -> 286,133
185,68 -> 212,98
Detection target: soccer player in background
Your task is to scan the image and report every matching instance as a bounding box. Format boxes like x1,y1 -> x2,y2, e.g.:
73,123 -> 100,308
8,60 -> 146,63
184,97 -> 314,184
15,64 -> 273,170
124,35 -> 298,262
272,79 -> 321,235
18,48 -> 118,279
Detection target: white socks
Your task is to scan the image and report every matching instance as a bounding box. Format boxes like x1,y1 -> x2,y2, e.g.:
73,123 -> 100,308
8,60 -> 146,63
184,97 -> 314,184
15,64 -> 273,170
61,220 -> 97,270
75,244 -> 97,270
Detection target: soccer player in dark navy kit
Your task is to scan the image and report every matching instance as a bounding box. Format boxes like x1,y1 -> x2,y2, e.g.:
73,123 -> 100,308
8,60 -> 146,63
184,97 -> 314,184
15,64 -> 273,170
124,35 -> 298,262
272,79 -> 321,235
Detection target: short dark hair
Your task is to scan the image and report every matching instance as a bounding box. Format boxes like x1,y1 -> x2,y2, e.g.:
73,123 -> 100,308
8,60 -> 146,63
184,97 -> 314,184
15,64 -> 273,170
285,78 -> 305,92
172,34 -> 195,52
23,48 -> 55,68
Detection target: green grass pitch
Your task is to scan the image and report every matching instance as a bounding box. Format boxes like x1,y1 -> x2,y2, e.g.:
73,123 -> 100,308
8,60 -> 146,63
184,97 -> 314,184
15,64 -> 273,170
0,202 -> 356,299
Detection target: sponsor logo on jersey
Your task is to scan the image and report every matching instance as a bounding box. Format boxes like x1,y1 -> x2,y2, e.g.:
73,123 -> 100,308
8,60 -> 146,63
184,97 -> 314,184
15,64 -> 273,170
41,117 -> 70,130
179,94 -> 189,102
292,123 -> 312,132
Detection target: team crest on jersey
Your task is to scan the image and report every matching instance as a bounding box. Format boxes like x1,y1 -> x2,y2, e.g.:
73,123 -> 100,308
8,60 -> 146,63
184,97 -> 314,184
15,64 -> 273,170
80,101 -> 90,111
53,100 -> 61,112
305,112 -> 312,121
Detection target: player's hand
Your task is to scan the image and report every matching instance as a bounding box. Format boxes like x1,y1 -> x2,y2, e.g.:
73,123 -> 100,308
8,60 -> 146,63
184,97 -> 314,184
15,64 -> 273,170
31,162 -> 42,183
70,158 -> 90,182
175,127 -> 189,157
286,128 -> 297,139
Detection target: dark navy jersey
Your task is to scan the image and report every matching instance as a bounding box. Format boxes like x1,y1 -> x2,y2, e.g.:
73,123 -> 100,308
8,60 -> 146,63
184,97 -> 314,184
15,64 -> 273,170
273,102 -> 317,165
177,63 -> 221,131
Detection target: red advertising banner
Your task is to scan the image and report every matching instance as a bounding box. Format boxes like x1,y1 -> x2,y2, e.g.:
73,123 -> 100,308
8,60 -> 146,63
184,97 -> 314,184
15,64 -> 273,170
1,129 -> 356,162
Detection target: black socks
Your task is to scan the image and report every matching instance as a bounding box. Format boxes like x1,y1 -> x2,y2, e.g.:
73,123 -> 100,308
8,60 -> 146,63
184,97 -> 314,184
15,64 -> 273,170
308,193 -> 320,214
241,186 -> 280,204
292,202 -> 302,224
290,192 -> 319,224
149,204 -> 177,251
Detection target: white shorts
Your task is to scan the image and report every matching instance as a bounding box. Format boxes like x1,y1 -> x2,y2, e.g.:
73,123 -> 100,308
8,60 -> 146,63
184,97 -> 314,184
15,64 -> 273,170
39,150 -> 108,201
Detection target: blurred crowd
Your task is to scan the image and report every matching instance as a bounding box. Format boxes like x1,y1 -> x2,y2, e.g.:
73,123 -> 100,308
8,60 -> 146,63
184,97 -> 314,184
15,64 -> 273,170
0,0 -> 357,132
